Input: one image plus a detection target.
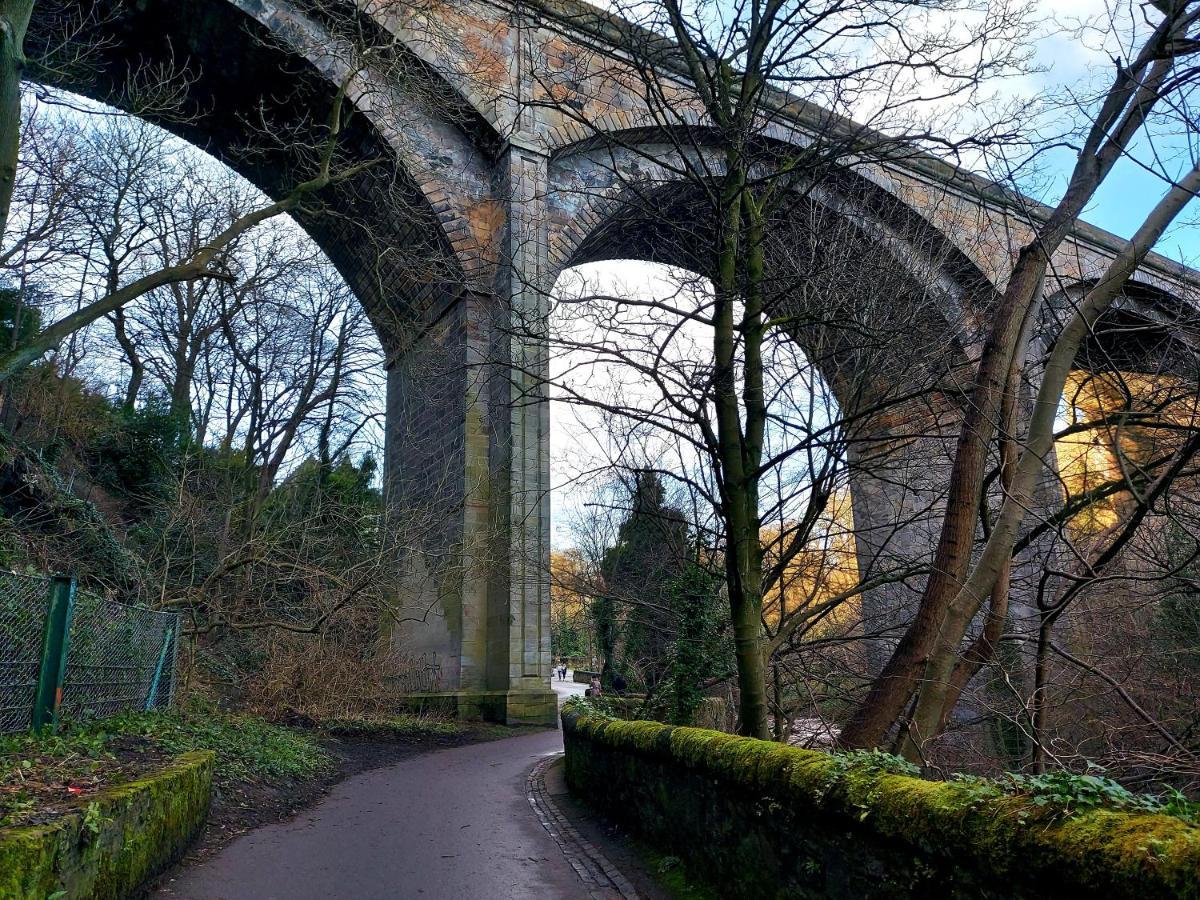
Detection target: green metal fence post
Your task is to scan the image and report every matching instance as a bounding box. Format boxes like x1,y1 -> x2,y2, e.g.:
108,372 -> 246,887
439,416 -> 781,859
31,575 -> 76,731
144,623 -> 174,711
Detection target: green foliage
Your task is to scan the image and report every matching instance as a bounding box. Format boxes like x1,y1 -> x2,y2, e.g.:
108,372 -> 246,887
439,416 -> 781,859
88,394 -> 185,506
80,801 -> 105,838
647,850 -> 723,900
599,471 -> 690,689
0,725 -> 109,762
590,592 -> 620,682
664,564 -> 731,726
564,695 -> 613,719
946,773 -> 1006,807
828,748 -> 922,779
0,434 -> 142,593
103,706 -> 330,784
551,615 -> 587,659
568,693 -> 654,721
262,453 -> 381,555
1005,767 -> 1199,824
269,454 -> 380,517
0,283 -> 45,350
0,703 -> 329,815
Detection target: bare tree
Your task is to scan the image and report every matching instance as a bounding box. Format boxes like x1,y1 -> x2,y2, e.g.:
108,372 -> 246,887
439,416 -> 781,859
0,0 -> 463,383
842,2 -> 1200,756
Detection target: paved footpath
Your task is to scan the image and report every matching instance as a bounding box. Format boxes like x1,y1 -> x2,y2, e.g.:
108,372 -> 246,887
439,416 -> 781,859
156,677 -> 609,900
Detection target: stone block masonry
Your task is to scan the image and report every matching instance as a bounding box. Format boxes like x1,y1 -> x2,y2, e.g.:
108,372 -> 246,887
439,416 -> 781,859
0,751 -> 214,900
563,707 -> 1200,900
31,0 -> 1200,730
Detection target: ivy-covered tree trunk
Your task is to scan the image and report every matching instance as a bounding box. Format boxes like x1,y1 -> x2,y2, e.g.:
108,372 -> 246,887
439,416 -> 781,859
593,594 -> 618,685
710,156 -> 772,740
0,0 -> 33,247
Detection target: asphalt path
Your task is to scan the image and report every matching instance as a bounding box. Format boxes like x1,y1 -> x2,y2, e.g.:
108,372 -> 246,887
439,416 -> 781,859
157,675 -> 592,900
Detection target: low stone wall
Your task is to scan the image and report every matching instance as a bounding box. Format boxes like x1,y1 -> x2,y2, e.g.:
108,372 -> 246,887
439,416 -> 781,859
0,750 -> 215,900
562,708 -> 1200,900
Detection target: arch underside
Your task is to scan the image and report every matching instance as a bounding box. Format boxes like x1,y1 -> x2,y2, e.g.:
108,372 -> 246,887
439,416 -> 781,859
562,175 -> 974,410
27,0 -> 475,357
1045,282 -> 1200,379
556,170 -> 994,667
22,0 -> 1200,720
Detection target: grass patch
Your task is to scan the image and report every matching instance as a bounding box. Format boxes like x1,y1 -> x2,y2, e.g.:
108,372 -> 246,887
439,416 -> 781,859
105,707 -> 332,785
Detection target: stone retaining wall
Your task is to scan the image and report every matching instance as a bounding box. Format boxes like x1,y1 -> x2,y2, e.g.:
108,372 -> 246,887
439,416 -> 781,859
562,707 -> 1200,899
0,750 -> 214,900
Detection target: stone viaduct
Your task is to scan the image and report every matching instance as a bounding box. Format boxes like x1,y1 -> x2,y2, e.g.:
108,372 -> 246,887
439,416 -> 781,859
33,0 -> 1200,724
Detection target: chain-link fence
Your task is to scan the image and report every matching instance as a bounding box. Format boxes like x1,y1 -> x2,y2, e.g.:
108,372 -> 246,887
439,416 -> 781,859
62,590 -> 179,722
0,573 -> 180,733
0,573 -> 49,732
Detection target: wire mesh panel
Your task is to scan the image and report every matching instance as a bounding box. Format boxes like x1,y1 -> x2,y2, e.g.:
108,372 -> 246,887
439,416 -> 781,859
61,591 -> 180,722
0,573 -> 48,733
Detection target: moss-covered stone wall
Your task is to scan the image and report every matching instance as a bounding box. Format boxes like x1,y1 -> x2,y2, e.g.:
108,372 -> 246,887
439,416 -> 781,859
562,708 -> 1200,899
0,750 -> 214,900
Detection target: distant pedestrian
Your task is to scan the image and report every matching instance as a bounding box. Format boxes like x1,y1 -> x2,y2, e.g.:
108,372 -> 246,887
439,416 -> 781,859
590,675 -> 602,696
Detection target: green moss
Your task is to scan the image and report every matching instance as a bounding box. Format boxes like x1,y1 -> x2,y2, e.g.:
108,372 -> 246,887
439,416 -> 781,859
600,719 -> 674,753
0,751 -> 213,900
561,702 -> 1200,899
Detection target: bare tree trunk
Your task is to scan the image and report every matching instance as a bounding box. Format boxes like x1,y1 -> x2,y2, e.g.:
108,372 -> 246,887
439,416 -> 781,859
899,161 -> 1200,757
928,385 -> 1020,736
839,11 -> 1195,749
111,307 -> 143,408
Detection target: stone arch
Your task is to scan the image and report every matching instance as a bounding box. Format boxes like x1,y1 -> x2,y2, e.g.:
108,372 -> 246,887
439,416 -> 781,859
21,0 -> 570,722
1040,279 -> 1200,379
547,134 -> 994,336
547,149 -> 993,666
27,0 -> 503,352
548,127 -> 1008,309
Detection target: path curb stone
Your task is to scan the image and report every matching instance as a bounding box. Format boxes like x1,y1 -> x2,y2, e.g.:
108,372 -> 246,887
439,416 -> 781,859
526,752 -> 640,900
